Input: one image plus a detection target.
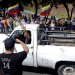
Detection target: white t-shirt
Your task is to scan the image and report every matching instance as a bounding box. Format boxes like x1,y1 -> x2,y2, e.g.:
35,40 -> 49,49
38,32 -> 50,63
50,23 -> 55,30
72,21 -> 75,25
67,20 -> 71,24
30,22 -> 35,24
21,19 -> 26,26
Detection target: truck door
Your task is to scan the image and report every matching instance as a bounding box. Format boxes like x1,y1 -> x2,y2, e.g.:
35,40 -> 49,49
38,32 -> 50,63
11,29 -> 34,66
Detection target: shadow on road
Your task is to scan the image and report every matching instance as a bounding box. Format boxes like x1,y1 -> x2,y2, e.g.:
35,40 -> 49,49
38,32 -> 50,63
23,66 -> 57,75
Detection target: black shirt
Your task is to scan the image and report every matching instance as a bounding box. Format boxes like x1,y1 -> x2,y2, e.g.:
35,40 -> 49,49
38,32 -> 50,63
25,38 -> 31,44
0,51 -> 27,75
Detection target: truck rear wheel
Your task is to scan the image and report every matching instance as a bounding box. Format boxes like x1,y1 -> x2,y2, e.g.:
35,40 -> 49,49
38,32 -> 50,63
57,65 -> 75,75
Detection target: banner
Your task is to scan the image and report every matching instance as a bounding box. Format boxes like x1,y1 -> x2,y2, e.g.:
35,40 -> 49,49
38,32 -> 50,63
40,4 -> 51,16
8,3 -> 20,15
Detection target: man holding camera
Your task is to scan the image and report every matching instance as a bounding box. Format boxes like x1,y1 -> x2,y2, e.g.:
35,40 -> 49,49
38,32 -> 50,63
0,37 -> 29,75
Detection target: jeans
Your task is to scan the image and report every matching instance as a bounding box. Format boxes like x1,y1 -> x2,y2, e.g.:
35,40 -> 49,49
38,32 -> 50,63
67,24 -> 70,30
38,33 -> 50,45
0,25 -> 4,33
45,27 -> 50,32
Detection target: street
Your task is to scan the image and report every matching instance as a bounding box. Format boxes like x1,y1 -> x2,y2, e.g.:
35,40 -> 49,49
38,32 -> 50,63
22,66 -> 57,75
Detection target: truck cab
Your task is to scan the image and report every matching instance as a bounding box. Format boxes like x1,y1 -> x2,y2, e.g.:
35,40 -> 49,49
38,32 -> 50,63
8,24 -> 38,67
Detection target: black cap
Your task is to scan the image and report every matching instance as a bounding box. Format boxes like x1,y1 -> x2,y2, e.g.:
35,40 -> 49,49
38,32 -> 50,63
4,37 -> 15,48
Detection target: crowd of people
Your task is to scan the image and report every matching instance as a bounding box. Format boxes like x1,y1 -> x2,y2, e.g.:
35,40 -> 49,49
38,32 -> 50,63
0,14 -> 75,34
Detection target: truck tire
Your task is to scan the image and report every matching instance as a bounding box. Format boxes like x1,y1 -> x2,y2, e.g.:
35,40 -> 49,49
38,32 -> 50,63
57,64 -> 75,75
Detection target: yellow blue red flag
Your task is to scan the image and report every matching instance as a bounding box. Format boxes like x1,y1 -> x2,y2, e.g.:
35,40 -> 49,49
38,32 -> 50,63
40,4 -> 51,16
8,3 -> 20,14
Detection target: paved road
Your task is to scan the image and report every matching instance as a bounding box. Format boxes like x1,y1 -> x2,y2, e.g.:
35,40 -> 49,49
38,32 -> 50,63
22,66 -> 57,75
21,10 -> 44,19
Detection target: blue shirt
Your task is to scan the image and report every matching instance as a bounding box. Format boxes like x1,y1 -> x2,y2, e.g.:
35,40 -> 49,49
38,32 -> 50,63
0,21 -> 4,26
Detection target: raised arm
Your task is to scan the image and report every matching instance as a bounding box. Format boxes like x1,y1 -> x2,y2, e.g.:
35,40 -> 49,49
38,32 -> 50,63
16,39 -> 29,53
21,25 -> 30,39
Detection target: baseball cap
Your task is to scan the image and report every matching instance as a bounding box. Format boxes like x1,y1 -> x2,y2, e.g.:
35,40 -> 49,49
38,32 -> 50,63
4,37 -> 15,48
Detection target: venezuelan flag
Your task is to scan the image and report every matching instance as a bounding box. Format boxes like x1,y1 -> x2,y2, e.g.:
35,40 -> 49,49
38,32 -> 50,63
8,3 -> 20,14
40,4 -> 51,16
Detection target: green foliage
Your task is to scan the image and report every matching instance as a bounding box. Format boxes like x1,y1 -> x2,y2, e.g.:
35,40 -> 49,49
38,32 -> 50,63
56,14 -> 68,18
0,0 -> 75,18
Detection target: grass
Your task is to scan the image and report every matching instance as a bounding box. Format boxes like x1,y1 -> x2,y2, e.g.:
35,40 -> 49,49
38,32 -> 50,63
24,5 -> 35,12
55,14 -> 68,18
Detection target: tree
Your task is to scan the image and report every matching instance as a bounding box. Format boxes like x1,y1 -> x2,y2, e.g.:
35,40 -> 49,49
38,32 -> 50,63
39,0 -> 57,17
0,0 -> 24,16
33,0 -> 38,18
21,0 -> 39,18
0,0 -> 56,17
51,0 -> 75,19
40,0 -> 75,19
61,0 -> 75,19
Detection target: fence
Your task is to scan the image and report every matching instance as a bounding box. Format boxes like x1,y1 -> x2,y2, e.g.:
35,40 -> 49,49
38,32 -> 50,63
38,28 -> 75,46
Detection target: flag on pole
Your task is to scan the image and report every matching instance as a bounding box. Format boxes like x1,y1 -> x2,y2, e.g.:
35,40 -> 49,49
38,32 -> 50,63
40,4 -> 51,16
8,3 -> 20,15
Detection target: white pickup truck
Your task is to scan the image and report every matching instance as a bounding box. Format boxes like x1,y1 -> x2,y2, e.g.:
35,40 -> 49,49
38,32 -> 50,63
0,24 -> 75,75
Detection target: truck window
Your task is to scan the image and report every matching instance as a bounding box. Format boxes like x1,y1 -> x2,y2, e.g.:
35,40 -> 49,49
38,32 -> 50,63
11,30 -> 31,44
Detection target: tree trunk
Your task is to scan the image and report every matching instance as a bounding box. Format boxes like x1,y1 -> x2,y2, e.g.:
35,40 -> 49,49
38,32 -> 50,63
71,6 -> 74,19
63,3 -> 70,18
34,0 -> 37,19
35,3 -> 37,18
3,8 -> 5,17
63,3 -> 74,20
66,8 -> 70,18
